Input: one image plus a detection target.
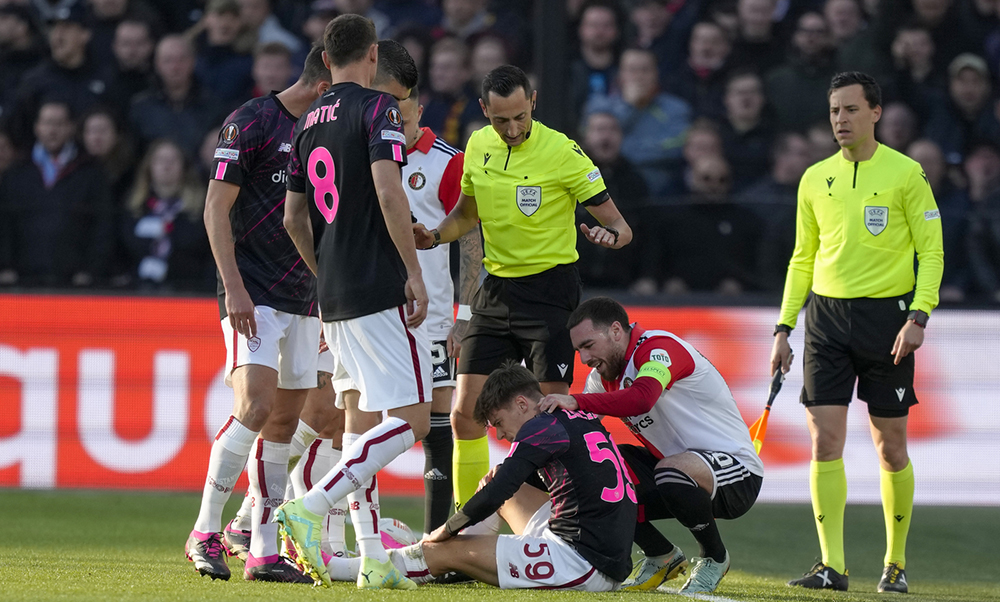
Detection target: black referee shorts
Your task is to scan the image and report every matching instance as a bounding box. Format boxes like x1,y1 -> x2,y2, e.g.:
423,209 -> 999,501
801,292 -> 918,418
618,444 -> 761,521
458,263 -> 581,384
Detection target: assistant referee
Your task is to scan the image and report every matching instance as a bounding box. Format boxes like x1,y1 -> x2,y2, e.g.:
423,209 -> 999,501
770,72 -> 943,594
414,65 -> 632,512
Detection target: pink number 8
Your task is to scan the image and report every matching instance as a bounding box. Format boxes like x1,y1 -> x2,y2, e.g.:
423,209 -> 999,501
308,147 -> 339,223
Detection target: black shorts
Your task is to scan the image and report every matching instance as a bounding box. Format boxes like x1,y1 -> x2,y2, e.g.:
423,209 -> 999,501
802,293 -> 918,418
618,444 -> 761,522
458,264 -> 581,383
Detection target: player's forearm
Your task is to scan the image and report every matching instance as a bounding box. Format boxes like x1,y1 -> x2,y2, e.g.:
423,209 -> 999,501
573,376 -> 661,417
586,198 -> 632,248
282,192 -> 319,276
456,226 -> 483,304
380,189 -> 423,276
446,456 -> 535,534
204,201 -> 243,291
436,194 -> 479,244
778,263 -> 813,328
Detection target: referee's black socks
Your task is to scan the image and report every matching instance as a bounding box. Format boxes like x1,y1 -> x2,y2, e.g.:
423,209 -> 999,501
656,466 -> 727,563
423,412 -> 454,534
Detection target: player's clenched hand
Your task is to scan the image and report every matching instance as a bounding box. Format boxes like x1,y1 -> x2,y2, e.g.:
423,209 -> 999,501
447,319 -> 468,357
227,284 -> 257,338
423,524 -> 453,543
538,394 -> 579,414
404,274 -> 428,328
413,223 -> 436,250
580,223 -> 617,248
770,333 -> 793,376
891,320 -> 924,365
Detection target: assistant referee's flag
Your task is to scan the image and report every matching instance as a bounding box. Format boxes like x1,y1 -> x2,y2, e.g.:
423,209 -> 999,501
750,369 -> 785,454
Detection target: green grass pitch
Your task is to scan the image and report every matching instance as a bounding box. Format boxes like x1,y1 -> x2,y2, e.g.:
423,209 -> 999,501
0,490 -> 996,602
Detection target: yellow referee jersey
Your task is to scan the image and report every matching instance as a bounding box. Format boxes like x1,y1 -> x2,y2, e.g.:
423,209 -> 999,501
779,143 -> 944,328
461,120 -> 608,278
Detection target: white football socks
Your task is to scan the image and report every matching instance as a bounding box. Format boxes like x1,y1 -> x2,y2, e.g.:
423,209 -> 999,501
247,438 -> 290,560
323,448 -> 347,556
389,543 -> 433,584
233,488 -> 253,531
341,432 -> 386,562
194,416 -> 256,534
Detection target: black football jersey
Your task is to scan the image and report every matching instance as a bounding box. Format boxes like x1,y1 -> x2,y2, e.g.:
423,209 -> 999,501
212,93 -> 317,319
286,82 -> 409,321
454,410 -> 637,582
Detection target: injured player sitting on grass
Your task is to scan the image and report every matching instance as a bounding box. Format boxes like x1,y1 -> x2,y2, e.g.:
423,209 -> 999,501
355,362 -> 637,590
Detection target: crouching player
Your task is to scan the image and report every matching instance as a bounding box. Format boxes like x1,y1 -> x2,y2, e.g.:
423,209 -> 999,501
386,362 -> 636,590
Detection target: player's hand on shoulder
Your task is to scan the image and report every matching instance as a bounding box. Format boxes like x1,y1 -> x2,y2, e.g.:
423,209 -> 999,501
447,319 -> 468,357
404,274 -> 428,328
413,222 -> 435,250
538,394 -> 579,414
227,284 -> 257,338
581,223 -> 617,248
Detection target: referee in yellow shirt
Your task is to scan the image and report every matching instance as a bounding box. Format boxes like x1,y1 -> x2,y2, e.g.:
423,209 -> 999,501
771,72 -> 943,594
414,65 -> 632,515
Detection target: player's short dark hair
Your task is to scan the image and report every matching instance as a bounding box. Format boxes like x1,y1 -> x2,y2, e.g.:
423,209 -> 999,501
828,71 -> 881,108
474,361 -> 542,426
406,84 -> 420,100
481,65 -> 531,105
300,43 -> 331,85
372,39 -> 418,90
323,14 -> 377,68
567,296 -> 631,333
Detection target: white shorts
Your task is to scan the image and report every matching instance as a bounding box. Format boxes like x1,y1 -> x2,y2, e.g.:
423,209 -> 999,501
221,306 -> 320,390
495,502 -> 619,591
323,305 -> 431,412
317,348 -> 357,401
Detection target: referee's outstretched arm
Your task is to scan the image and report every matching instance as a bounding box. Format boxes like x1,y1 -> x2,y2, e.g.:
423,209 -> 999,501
582,197 -> 632,249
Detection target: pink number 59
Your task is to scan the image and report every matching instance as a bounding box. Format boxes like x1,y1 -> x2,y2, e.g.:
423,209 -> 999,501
308,147 -> 339,223
584,431 -> 637,504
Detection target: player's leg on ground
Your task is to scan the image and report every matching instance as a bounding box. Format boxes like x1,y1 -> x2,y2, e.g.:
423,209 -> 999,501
452,373 -> 489,508
871,414 -> 912,579
806,405 -> 849,574
424,387 -> 454,534
246,387 -> 308,580
421,535 -> 501,585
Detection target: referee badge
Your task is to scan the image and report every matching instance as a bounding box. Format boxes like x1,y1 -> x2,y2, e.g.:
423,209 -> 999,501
515,185 -> 542,216
408,171 -> 426,190
864,206 -> 888,236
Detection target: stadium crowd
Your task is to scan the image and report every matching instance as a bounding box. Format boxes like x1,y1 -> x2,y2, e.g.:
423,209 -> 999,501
0,0 -> 996,301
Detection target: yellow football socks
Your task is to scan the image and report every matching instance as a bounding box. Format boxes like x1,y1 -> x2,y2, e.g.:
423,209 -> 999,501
880,460 -> 914,568
453,436 -> 489,508
811,458 -> 847,574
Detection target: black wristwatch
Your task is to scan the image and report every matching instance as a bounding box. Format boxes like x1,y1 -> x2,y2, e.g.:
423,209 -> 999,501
773,324 -> 793,336
429,229 -> 441,249
603,226 -> 619,246
907,309 -> 929,328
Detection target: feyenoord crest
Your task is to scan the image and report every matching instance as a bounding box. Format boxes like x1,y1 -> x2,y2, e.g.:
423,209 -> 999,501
221,123 -> 239,143
408,171 -> 426,190
515,185 -> 541,216
865,205 -> 888,236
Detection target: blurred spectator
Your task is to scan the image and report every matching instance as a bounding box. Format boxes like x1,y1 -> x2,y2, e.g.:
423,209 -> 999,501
824,0 -> 864,47
663,20 -> 731,119
569,0 -> 621,122
890,22 -> 946,121
730,0 -> 784,74
85,0 -> 157,68
743,132 -> 812,290
106,17 -> 156,116
645,155 -> 762,295
470,34 -> 507,94
807,119 -> 839,161
121,138 -> 211,291
576,110 -> 647,288
630,0 -> 699,76
301,7 -> 338,45
720,70 -> 773,191
878,101 -> 919,151
250,41 -> 293,97
766,11 -> 837,132
0,4 -> 46,121
190,0 -> 254,107
924,53 -> 1000,165
709,0 -> 740,37
81,106 -> 135,204
395,24 -> 433,80
872,0 -> 979,75
907,138 -> 968,301
129,34 -> 225,159
197,124 -> 222,181
9,5 -> 114,149
238,0 -> 302,55
0,101 -> 112,287
333,0 -> 390,36
963,142 -> 1000,302
421,36 -> 481,146
0,127 -> 15,177
587,47 -> 691,198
